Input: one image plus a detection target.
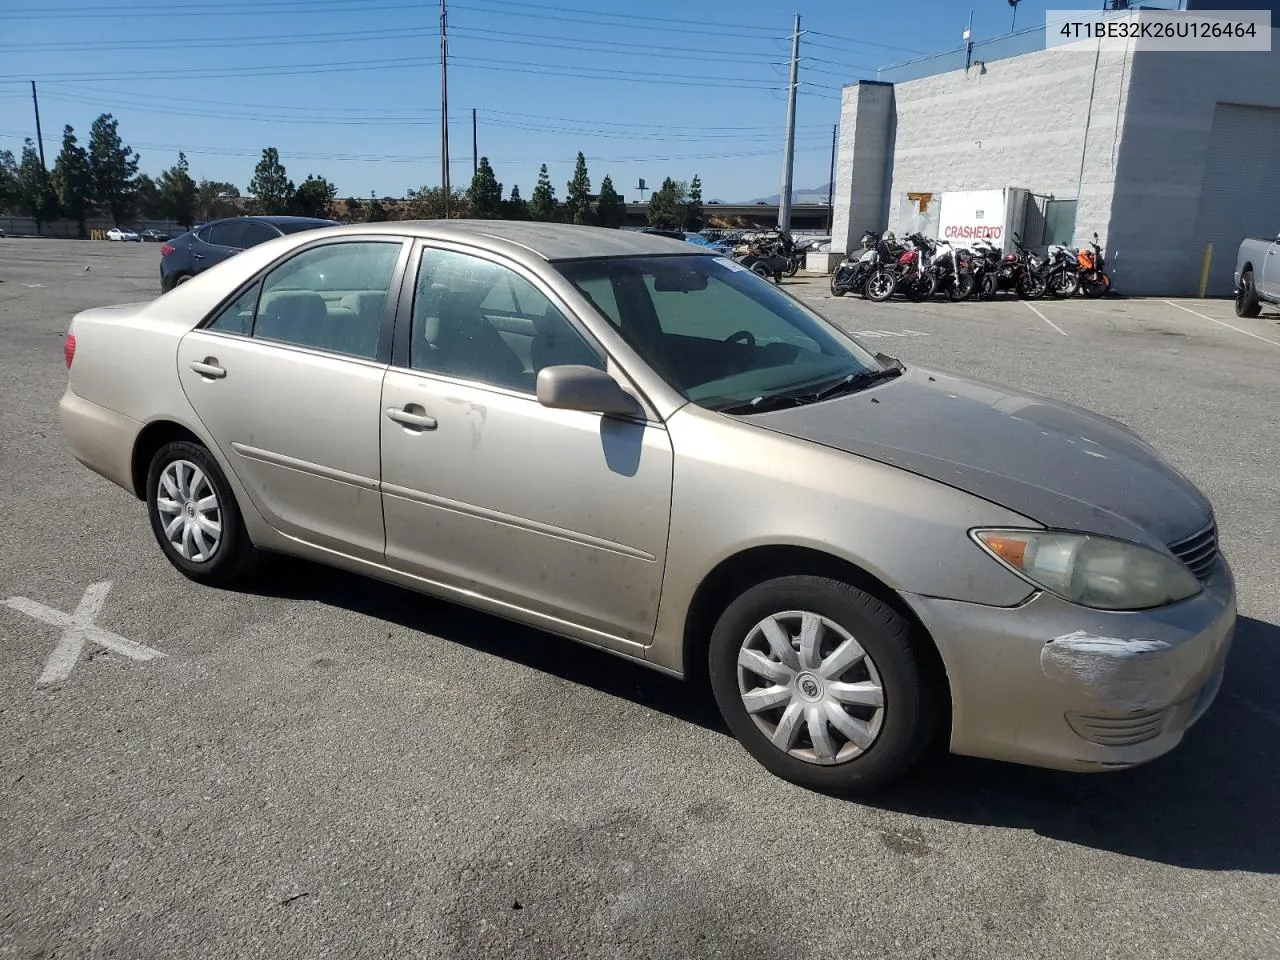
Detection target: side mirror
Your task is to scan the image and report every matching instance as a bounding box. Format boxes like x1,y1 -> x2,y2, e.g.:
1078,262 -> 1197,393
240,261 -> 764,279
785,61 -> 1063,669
1093,232 -> 1099,243
536,365 -> 642,417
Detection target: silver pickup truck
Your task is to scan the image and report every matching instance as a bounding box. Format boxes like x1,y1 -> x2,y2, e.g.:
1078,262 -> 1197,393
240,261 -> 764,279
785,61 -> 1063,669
1234,232 -> 1280,317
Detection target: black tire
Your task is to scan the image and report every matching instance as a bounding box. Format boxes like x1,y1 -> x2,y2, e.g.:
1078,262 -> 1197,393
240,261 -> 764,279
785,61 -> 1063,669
979,273 -> 998,300
907,273 -> 937,303
864,269 -> 897,303
946,271 -> 976,302
708,575 -> 940,795
1048,268 -> 1079,299
750,261 -> 772,280
1082,271 -> 1111,298
146,440 -> 259,586
1016,272 -> 1047,300
1236,270 -> 1262,318
829,272 -> 848,297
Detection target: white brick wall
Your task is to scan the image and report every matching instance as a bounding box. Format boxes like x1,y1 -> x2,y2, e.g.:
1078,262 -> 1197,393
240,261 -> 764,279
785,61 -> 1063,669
832,30 -> 1280,295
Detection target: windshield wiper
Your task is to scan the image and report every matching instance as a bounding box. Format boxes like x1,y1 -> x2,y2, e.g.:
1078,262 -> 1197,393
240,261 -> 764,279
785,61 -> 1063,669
804,364 -> 903,403
717,393 -> 809,415
717,358 -> 904,416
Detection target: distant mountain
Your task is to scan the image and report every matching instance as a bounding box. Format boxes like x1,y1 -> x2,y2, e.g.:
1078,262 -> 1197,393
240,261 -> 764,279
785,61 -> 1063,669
747,182 -> 833,205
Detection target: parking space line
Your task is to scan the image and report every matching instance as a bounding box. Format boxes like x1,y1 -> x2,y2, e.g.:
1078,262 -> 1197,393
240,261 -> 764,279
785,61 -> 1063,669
1164,300 -> 1280,348
1022,301 -> 1067,336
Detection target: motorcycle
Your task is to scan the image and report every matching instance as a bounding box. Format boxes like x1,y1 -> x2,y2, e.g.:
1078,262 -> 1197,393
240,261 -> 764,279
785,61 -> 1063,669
1077,232 -> 1111,298
980,233 -> 1047,300
890,233 -> 938,302
927,237 -> 976,302
860,232 -> 905,302
737,232 -> 791,284
1045,243 -> 1080,298
830,231 -> 882,298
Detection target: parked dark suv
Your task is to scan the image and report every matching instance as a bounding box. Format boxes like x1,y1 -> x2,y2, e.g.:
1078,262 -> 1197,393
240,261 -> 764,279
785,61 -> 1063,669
159,215 -> 338,292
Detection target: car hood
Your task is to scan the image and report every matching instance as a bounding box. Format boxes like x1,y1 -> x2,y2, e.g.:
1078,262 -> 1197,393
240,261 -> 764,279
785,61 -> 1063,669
746,363 -> 1213,549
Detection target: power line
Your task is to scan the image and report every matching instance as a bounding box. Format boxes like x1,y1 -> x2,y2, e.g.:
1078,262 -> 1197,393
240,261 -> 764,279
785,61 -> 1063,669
0,26 -> 435,54
447,27 -> 787,67
0,56 -> 436,82
0,0 -> 426,18
451,0 -> 787,41
453,0 -> 783,35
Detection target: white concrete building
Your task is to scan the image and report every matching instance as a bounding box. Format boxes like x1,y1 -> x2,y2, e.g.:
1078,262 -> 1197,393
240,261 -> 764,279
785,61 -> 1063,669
831,13 -> 1280,296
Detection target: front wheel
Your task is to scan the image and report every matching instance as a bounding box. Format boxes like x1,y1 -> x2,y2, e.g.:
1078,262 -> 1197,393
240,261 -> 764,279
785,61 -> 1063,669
708,575 -> 939,795
907,273 -> 937,302
146,440 -> 259,586
1017,272 -> 1048,300
1236,270 -> 1262,318
946,271 -> 976,302
1049,268 -> 1079,299
830,269 -> 851,297
864,270 -> 897,302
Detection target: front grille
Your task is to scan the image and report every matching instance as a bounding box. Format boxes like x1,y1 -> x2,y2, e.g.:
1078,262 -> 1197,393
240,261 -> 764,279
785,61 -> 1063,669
1066,708 -> 1171,746
1169,522 -> 1218,581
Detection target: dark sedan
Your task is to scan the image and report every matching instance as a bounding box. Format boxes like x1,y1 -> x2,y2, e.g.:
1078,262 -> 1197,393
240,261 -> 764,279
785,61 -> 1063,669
159,215 -> 339,292
139,229 -> 171,243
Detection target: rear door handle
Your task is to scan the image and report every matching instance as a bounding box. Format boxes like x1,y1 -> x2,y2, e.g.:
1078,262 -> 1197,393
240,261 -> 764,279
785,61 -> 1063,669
385,407 -> 437,430
189,359 -> 226,379
192,253 -> 205,260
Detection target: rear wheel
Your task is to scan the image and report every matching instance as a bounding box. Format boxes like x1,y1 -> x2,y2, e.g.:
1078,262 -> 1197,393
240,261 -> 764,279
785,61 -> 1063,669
709,575 -> 939,795
1235,270 -> 1262,318
146,440 -> 259,586
1082,272 -> 1111,298
907,273 -> 937,302
829,270 -> 850,297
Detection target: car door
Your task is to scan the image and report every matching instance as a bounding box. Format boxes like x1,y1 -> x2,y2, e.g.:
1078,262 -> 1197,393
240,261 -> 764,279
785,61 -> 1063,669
379,242 -> 674,650
191,220 -> 245,271
176,235 -> 411,562
1260,234 -> 1280,298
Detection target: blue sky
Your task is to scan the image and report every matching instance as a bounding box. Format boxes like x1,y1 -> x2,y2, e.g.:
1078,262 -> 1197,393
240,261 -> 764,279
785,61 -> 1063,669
0,0 -> 1075,203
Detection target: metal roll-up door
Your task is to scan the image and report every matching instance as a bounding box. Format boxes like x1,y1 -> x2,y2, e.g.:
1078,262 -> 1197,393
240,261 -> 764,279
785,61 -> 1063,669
1191,102 -> 1280,296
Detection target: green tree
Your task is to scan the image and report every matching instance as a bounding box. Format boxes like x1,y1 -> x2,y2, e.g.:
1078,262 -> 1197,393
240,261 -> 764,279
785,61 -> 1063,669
16,140 -> 59,234
133,173 -> 164,220
595,175 -> 625,229
87,113 -> 139,225
248,147 -> 294,215
405,185 -> 466,219
501,184 -> 530,220
529,163 -> 558,221
646,177 -> 687,230
564,151 -> 592,225
52,125 -> 93,238
157,152 -> 198,228
0,149 -> 19,214
292,174 -> 337,218
363,191 -> 387,222
466,157 -> 503,219
195,180 -> 240,221
683,173 -> 704,232
343,196 -> 363,221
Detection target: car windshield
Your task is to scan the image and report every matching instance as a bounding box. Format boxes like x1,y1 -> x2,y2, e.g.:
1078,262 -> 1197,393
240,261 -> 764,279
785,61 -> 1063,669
556,254 -> 884,411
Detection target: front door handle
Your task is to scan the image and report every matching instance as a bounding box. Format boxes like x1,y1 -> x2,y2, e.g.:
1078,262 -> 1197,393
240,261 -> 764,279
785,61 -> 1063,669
189,358 -> 226,379
385,406 -> 437,431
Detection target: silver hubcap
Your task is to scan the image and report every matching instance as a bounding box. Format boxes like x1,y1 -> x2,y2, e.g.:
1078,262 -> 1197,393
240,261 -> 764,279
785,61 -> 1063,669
736,610 -> 885,766
156,459 -> 222,562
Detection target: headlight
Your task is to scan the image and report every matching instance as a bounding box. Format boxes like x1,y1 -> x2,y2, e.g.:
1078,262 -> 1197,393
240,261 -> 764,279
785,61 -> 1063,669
972,529 -> 1202,611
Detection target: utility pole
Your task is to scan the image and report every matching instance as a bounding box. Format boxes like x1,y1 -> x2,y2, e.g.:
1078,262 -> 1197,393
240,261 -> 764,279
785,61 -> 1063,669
472,108 -> 477,177
777,13 -> 800,233
826,123 -> 836,232
30,81 -> 47,169
1009,0 -> 1020,33
440,0 -> 450,215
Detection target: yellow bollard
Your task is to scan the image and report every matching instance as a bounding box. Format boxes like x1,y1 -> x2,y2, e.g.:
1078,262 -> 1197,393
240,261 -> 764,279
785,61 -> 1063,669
1197,242 -> 1212,298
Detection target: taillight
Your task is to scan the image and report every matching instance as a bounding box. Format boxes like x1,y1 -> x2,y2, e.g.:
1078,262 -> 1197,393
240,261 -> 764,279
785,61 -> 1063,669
64,323 -> 76,368
160,243 -> 175,256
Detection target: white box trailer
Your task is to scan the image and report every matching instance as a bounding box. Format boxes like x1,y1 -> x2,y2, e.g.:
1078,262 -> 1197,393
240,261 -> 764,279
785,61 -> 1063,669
937,188 -> 1031,253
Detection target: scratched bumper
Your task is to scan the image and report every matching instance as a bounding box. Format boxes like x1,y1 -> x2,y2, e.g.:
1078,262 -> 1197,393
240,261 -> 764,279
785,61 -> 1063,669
900,557 -> 1236,772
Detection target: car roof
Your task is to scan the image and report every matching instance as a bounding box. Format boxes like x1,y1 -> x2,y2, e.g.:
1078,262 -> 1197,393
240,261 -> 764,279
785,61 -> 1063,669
369,220 -> 715,262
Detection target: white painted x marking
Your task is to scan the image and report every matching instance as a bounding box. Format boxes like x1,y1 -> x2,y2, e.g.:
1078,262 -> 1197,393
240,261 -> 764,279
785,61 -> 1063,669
2,581 -> 166,685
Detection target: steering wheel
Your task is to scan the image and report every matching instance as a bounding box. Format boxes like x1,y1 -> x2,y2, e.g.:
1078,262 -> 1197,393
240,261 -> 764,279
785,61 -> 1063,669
725,330 -> 756,347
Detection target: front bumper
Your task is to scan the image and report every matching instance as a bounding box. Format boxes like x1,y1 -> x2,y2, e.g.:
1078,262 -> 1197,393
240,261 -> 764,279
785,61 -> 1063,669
901,559 -> 1236,772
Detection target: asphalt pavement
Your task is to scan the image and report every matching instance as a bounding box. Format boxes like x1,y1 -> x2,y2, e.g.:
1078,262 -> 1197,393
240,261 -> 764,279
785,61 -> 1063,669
1,238 -> 1278,959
